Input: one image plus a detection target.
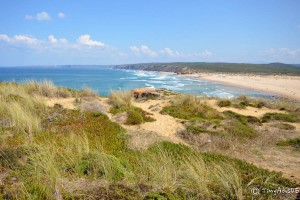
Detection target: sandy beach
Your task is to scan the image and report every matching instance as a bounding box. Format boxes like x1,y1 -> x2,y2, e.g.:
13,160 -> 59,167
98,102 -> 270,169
182,73 -> 300,102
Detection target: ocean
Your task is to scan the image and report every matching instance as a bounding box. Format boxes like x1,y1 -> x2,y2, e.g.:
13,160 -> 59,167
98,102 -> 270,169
0,66 -> 274,98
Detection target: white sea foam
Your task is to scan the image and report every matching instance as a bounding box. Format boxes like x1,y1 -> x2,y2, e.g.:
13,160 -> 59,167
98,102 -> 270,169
148,80 -> 167,84
151,75 -> 167,80
145,83 -> 155,88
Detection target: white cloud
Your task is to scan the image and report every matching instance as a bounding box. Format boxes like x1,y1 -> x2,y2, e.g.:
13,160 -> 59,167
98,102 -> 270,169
24,15 -> 34,20
58,12 -> 65,19
48,35 -> 57,44
130,45 -> 213,59
59,38 -> 68,44
48,35 -> 68,45
77,34 -> 105,46
25,11 -> 51,21
297,24 -> 300,29
0,34 -> 10,42
1,34 -> 106,49
160,47 -> 180,57
36,11 -> 51,21
200,49 -> 213,57
130,45 -> 158,57
266,48 -> 300,57
14,35 -> 39,45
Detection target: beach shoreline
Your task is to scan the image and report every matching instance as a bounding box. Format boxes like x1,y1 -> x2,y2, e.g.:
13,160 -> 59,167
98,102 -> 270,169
180,73 -> 300,102
134,69 -> 300,101
137,70 -> 300,102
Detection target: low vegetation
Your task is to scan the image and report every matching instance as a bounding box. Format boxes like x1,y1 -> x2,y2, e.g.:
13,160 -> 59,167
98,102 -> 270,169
160,95 -> 222,120
217,99 -> 231,107
109,90 -> 155,125
161,95 -> 260,139
277,138 -> 300,150
272,123 -> 296,130
261,112 -> 300,123
0,82 -> 298,199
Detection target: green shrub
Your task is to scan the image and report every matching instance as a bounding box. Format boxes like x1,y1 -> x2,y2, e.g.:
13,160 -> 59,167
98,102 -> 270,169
224,120 -> 258,139
144,191 -> 179,200
223,110 -> 261,125
217,100 -> 231,107
276,138 -> 300,150
161,95 -> 222,120
256,101 -> 265,108
272,123 -> 296,130
232,103 -> 246,109
75,152 -> 131,180
186,125 -> 225,136
261,112 -> 300,123
126,110 -> 144,125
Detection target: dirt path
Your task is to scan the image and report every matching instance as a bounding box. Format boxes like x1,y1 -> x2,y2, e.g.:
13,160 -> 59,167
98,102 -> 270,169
99,98 -> 187,148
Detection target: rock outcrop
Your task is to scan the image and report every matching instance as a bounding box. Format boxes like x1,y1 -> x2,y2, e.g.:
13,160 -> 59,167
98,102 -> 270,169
132,88 -> 160,99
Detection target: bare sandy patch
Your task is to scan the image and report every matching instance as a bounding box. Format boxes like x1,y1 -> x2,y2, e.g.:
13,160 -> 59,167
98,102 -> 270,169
127,99 -> 186,144
102,98 -> 187,145
45,97 -> 76,109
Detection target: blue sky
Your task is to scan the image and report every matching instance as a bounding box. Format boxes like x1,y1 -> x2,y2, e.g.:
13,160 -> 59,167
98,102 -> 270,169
0,0 -> 300,66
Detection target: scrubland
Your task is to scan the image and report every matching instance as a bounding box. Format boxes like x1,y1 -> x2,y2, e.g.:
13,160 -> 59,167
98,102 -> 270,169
0,81 -> 299,199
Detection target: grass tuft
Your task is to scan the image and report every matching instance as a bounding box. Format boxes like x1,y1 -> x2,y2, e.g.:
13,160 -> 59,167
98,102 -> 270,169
276,138 -> 300,150
261,112 -> 300,123
217,100 -> 232,107
271,123 -> 296,130
109,90 -> 132,112
161,95 -> 222,120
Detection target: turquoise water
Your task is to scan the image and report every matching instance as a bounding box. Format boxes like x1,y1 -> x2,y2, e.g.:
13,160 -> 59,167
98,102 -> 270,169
0,66 -> 274,98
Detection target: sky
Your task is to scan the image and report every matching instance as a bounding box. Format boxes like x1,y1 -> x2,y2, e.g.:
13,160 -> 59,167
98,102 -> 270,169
0,0 -> 300,66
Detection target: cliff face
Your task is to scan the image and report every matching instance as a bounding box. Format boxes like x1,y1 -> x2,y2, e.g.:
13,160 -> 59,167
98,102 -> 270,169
114,62 -> 300,75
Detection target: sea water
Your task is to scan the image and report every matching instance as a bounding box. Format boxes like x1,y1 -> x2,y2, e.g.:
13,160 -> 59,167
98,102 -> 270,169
0,66 -> 274,98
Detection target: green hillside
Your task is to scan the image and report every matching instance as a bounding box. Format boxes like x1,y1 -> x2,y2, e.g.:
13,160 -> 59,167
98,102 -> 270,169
115,62 -> 300,75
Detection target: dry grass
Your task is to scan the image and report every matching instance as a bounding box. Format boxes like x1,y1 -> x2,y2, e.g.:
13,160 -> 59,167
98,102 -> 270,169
0,82 -> 46,135
77,87 -> 98,98
109,90 -> 132,110
231,95 -> 300,112
25,80 -> 59,97
161,94 -> 222,120
78,99 -> 107,113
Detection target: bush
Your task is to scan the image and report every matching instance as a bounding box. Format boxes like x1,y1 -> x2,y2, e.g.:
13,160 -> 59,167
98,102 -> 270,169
261,112 -> 300,123
224,120 -> 258,139
186,124 -> 225,136
161,95 -> 222,120
232,103 -> 247,109
272,123 -> 296,130
126,110 -> 144,125
223,110 -> 261,125
276,138 -> 300,150
217,100 -> 232,107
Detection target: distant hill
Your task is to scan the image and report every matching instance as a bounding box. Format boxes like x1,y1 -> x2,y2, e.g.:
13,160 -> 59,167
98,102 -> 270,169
115,62 -> 300,75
